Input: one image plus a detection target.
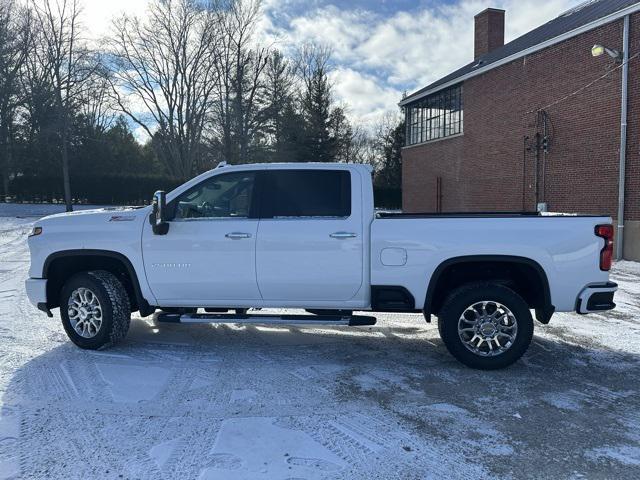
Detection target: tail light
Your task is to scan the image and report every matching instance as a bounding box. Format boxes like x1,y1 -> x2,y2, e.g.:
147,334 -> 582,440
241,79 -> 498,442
595,224 -> 614,271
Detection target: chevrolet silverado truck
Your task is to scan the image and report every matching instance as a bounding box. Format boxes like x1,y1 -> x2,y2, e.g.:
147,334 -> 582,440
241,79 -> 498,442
25,162 -> 618,369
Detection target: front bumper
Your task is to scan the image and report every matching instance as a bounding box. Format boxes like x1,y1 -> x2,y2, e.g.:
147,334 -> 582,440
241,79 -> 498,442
25,278 -> 52,317
576,282 -> 617,314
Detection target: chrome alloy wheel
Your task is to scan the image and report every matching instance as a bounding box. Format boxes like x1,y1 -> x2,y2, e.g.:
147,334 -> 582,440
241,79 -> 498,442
68,287 -> 103,338
458,301 -> 518,356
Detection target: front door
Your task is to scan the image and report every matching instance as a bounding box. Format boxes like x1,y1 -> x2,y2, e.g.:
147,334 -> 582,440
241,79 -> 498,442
142,170 -> 261,305
255,169 -> 364,303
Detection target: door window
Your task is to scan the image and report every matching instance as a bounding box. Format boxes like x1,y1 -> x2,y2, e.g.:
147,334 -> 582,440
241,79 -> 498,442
261,170 -> 351,219
173,171 -> 256,220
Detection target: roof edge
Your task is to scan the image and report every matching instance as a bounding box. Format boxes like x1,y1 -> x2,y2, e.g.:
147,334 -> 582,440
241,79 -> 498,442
400,2 -> 640,106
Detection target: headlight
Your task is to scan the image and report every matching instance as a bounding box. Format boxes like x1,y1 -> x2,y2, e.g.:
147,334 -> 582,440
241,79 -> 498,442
29,226 -> 43,237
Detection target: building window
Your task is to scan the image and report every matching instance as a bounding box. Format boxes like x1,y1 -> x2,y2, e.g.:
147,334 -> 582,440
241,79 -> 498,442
405,84 -> 463,146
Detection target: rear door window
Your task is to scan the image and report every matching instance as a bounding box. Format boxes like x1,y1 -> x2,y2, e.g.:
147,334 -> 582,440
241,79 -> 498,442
261,170 -> 351,219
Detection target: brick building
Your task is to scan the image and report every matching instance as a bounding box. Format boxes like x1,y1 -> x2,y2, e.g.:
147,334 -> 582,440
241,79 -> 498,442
400,0 -> 640,260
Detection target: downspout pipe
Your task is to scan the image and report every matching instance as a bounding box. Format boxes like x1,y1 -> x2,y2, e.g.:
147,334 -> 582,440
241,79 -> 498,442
616,15 -> 630,260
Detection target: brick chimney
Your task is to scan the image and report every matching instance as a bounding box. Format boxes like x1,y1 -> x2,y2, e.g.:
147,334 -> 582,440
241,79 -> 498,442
474,8 -> 505,59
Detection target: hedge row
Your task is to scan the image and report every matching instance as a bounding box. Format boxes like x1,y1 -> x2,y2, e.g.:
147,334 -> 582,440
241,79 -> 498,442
9,174 -> 183,205
9,174 -> 402,209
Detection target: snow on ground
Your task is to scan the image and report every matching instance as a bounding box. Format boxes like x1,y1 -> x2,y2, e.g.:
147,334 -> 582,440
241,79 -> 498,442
0,203 -> 110,218
1,204 -> 639,479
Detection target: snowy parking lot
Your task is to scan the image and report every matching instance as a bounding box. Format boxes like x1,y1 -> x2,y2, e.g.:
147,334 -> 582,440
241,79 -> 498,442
1,205 -> 639,479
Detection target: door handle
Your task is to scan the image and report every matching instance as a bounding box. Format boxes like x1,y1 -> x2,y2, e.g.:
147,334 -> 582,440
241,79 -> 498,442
330,232 -> 357,239
225,232 -> 252,239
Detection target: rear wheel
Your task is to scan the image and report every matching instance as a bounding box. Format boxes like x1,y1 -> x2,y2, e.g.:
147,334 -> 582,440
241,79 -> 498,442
437,283 -> 533,370
60,270 -> 131,349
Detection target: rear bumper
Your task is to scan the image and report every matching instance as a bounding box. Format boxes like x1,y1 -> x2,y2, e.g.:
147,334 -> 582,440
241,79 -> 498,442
25,278 -> 52,316
576,282 -> 617,314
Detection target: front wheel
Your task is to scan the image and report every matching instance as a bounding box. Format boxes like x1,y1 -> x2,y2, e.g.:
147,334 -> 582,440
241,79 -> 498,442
437,283 -> 533,370
60,270 -> 131,350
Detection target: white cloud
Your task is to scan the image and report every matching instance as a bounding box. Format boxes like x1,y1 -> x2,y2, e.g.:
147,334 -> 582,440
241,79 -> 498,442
81,0 -> 149,40
355,7 -> 474,87
286,7 -> 374,59
329,67 -> 402,127
261,0 -> 583,125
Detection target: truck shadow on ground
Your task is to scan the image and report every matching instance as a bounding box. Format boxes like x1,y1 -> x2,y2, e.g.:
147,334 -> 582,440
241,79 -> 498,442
3,316 -> 640,479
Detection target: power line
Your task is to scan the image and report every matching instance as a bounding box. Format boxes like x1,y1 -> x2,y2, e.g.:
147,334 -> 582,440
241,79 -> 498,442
525,51 -> 639,115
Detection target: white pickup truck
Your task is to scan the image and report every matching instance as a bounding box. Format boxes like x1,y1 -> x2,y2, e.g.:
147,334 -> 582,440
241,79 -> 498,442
26,162 -> 617,369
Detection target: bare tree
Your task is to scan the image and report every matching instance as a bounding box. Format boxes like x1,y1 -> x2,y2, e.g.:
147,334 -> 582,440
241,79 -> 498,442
295,43 -> 332,89
211,0 -> 268,164
31,0 -> 97,211
0,0 -> 31,199
19,13 -> 57,178
344,126 -> 379,167
107,0 -> 223,178
79,62 -> 117,134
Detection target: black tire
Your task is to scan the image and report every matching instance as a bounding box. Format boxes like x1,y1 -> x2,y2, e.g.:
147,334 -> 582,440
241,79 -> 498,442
437,283 -> 533,370
60,270 -> 131,350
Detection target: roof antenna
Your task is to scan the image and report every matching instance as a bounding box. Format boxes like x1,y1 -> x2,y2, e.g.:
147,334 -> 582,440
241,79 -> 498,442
216,161 -> 227,169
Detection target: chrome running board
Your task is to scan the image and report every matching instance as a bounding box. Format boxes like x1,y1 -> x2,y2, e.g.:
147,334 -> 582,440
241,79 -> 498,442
155,312 -> 377,327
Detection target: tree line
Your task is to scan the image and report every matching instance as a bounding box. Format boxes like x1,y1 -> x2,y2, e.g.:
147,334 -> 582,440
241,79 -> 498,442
0,0 -> 404,210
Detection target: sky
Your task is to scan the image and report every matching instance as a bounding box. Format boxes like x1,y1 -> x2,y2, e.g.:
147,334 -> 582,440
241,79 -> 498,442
84,0 -> 588,130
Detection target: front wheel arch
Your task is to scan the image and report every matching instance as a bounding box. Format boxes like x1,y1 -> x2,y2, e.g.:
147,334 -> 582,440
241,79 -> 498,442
43,250 -> 154,316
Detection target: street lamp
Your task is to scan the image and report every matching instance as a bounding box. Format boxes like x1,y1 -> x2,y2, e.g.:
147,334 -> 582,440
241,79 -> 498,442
592,17 -> 630,260
591,44 -> 622,62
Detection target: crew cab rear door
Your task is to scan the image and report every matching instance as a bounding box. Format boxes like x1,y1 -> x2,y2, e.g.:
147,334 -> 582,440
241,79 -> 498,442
142,170 -> 262,305
255,168 -> 364,302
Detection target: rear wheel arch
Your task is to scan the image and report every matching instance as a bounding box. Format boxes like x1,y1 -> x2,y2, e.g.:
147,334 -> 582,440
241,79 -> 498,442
424,255 -> 554,323
43,250 -> 153,316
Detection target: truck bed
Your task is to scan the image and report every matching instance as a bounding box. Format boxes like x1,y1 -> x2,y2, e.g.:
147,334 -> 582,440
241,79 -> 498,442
370,213 -> 612,312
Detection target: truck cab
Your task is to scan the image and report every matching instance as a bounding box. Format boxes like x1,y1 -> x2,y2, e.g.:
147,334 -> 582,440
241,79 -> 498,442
143,163 -> 373,310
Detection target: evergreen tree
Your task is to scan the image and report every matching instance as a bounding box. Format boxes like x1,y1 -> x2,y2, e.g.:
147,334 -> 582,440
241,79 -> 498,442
375,119 -> 405,190
72,116 -> 157,176
298,45 -> 335,163
329,106 -> 353,163
301,68 -> 334,162
262,50 -> 298,162
278,101 -> 306,163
